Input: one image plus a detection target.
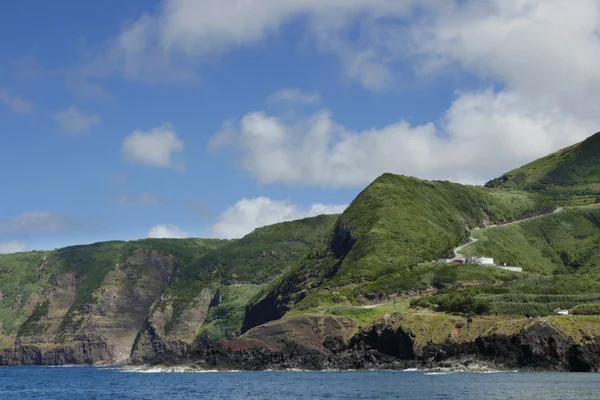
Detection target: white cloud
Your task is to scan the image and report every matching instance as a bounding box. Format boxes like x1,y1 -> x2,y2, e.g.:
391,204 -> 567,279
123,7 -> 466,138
78,0 -> 415,85
0,211 -> 79,235
212,88 -> 596,187
0,241 -> 28,254
408,1 -> 600,105
121,123 -> 184,169
73,0 -> 600,100
148,224 -> 188,238
0,88 -> 33,113
78,1 -> 600,186
111,192 -> 167,206
54,106 -> 101,134
267,88 -> 321,104
211,197 -> 347,239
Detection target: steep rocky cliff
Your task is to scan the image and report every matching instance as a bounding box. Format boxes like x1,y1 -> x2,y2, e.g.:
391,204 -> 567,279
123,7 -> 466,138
0,240 -> 224,365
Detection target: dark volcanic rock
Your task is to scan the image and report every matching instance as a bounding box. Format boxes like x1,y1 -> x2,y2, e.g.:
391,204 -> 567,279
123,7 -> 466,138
0,340 -> 112,366
330,225 -> 356,259
131,318 -> 600,372
349,322 -> 415,359
422,322 -> 600,372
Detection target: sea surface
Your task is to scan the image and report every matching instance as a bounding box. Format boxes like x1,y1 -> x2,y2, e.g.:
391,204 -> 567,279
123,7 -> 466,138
0,367 -> 599,399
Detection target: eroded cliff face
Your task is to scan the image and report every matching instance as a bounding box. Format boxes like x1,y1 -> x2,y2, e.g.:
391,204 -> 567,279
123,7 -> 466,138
0,249 -> 178,365
130,288 -> 214,364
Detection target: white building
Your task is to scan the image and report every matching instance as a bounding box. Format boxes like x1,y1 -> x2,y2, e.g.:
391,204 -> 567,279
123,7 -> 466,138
475,257 -> 494,265
557,310 -> 569,316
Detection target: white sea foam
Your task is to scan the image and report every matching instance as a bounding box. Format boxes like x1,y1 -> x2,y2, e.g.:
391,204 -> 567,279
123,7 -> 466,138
425,372 -> 453,375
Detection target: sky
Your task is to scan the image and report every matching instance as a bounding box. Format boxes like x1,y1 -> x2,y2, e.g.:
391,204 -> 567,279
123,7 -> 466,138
1,0 -> 600,253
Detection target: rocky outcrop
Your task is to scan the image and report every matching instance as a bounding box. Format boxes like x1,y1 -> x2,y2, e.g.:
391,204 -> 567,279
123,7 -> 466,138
421,321 -> 600,372
131,318 -> 600,372
0,340 -> 112,366
133,315 -> 417,370
330,225 -> 356,259
130,288 -> 213,364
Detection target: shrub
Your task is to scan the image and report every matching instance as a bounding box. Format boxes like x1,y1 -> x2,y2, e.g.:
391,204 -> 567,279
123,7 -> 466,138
571,304 -> 600,315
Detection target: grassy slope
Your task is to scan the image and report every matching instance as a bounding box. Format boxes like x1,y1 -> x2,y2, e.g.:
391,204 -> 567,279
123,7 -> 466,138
463,208 -> 600,274
485,131 -> 600,206
244,174 -> 549,331
332,174 -> 544,285
409,207 -> 600,318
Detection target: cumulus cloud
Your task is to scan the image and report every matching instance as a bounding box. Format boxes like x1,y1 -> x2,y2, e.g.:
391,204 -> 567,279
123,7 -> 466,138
267,88 -> 321,105
212,88 -> 596,186
148,224 -> 188,238
0,88 -> 33,113
74,1 -> 600,97
211,197 -> 347,239
110,192 -> 167,206
78,1 -> 600,185
77,0 -> 414,85
0,211 -> 80,235
121,123 -> 184,169
0,241 -> 28,254
54,106 -> 101,134
408,1 -> 600,105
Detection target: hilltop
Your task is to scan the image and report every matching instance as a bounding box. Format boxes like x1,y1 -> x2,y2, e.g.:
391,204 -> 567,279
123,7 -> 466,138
485,131 -> 600,206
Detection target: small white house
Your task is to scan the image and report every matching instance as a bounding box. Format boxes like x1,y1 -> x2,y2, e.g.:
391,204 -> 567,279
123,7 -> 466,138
437,259 -> 451,263
557,310 -> 569,316
475,257 -> 495,265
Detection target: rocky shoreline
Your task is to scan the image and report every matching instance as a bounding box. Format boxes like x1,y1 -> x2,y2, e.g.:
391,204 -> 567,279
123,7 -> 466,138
127,318 -> 600,373
3,316 -> 600,372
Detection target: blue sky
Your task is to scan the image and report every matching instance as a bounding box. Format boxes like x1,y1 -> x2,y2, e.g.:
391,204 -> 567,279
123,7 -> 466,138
1,0 -> 600,252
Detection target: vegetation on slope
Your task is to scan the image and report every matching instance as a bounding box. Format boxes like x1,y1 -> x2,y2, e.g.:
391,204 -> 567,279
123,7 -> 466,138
145,214 -> 340,341
243,174 -> 549,331
463,208 -> 600,274
409,207 -> 600,318
486,131 -> 600,189
485,131 -> 600,206
332,174 -> 545,284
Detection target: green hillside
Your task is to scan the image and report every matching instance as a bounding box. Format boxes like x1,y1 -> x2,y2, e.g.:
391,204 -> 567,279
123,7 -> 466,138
145,214 -> 339,341
462,208 -> 600,274
242,174 -> 550,331
485,131 -> 600,206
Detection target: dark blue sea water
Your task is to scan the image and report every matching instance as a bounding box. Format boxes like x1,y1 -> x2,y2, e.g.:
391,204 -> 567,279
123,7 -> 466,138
0,367 -> 598,400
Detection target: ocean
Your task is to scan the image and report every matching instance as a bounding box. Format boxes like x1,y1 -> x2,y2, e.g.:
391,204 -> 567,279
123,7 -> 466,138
0,367 -> 598,399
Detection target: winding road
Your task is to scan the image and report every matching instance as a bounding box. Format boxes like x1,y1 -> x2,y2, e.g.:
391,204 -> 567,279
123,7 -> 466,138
451,207 -> 564,259
452,237 -> 479,260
